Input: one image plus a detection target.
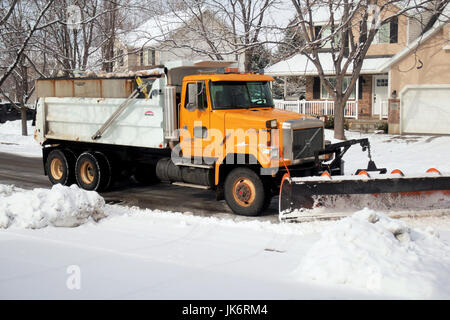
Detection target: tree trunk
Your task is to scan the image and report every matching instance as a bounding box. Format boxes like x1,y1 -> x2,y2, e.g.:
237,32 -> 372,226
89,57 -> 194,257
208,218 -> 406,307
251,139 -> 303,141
20,107 -> 28,136
20,59 -> 28,136
244,48 -> 253,73
333,96 -> 346,140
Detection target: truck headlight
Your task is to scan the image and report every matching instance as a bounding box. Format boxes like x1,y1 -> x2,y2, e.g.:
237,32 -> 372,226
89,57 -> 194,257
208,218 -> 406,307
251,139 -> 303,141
266,119 -> 277,129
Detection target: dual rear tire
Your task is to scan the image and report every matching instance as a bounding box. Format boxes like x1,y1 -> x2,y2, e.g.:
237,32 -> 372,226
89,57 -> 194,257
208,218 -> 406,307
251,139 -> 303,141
46,150 -> 111,192
75,152 -> 111,191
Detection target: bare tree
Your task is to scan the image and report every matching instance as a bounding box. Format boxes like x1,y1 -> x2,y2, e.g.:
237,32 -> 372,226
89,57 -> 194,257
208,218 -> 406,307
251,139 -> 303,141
125,0 -> 279,72
0,0 -> 54,89
290,0 -> 449,140
0,0 -> 55,135
32,0 -> 126,76
0,0 -> 18,27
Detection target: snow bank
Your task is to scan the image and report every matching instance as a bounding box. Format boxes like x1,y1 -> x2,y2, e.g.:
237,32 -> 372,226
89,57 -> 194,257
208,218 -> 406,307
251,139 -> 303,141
0,184 -> 106,229
294,208 -> 450,299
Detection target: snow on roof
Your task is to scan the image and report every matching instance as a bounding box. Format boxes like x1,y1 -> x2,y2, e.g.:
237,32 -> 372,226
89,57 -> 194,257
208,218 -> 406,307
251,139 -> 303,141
265,52 -> 392,76
119,11 -> 190,48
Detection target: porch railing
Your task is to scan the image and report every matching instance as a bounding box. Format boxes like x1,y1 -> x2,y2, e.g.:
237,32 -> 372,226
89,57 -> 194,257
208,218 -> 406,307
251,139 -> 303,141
273,99 -> 358,119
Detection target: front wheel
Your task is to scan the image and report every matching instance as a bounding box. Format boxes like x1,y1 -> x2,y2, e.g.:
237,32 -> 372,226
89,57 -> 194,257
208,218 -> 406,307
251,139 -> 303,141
224,167 -> 267,216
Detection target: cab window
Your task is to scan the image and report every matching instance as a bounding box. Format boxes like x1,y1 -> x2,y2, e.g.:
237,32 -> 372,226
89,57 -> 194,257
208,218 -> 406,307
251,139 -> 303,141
185,81 -> 208,109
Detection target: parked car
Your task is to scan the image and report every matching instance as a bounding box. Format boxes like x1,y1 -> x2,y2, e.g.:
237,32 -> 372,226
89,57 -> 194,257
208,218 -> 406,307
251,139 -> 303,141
0,102 -> 36,124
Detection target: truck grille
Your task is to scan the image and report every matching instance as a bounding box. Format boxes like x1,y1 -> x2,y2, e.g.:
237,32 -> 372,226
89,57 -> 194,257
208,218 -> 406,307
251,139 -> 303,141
292,127 -> 323,160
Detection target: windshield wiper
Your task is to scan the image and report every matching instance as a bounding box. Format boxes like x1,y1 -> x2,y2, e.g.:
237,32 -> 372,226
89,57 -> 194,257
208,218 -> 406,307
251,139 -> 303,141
250,104 -> 274,108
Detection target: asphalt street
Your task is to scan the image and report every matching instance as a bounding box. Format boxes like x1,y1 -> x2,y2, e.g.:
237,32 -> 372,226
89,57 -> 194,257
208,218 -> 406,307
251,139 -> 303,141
0,152 -> 279,222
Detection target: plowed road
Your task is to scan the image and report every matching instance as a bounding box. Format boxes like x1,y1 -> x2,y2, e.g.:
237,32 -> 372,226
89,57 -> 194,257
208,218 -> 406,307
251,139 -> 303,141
0,152 -> 279,221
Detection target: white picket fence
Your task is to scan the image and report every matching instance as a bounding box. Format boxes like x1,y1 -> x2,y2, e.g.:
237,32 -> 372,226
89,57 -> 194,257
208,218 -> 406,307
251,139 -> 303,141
274,99 -> 359,119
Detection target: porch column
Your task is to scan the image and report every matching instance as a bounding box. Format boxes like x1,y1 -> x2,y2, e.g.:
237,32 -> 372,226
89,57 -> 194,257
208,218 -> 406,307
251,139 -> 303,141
283,76 -> 287,99
355,77 -> 359,119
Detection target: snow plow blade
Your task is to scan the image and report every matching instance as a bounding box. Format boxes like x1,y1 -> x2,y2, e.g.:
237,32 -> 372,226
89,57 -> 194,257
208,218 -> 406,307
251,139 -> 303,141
279,169 -> 450,222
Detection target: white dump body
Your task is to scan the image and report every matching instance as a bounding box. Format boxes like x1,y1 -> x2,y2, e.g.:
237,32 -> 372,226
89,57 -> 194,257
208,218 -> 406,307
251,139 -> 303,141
35,90 -> 165,149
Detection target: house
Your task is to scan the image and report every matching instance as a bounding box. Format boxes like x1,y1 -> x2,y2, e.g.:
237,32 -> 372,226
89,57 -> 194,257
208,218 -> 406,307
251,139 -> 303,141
113,9 -> 245,72
265,3 -> 450,134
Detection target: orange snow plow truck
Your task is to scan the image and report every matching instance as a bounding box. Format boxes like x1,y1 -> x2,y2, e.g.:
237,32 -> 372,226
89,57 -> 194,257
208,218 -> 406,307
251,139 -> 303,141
34,60 -> 450,219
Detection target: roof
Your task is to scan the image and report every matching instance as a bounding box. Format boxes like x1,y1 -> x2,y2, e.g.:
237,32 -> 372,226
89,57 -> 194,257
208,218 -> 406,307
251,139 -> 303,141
264,52 -> 392,76
120,2 -> 298,51
379,3 -> 449,71
265,3 -> 450,76
119,10 -> 190,48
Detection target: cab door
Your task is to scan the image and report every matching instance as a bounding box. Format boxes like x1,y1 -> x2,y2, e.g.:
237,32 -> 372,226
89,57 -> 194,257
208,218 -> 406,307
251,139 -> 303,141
179,80 -> 211,160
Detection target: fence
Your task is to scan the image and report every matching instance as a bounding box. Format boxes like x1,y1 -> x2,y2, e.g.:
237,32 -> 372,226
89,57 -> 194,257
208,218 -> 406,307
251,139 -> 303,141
274,99 -> 359,119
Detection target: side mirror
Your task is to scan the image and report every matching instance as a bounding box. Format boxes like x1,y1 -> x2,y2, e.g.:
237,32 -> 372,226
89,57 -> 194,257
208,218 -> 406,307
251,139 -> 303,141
187,83 -> 199,112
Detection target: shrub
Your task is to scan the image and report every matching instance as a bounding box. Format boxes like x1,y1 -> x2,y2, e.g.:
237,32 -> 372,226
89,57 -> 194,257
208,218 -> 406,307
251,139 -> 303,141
377,122 -> 388,133
324,115 -> 349,130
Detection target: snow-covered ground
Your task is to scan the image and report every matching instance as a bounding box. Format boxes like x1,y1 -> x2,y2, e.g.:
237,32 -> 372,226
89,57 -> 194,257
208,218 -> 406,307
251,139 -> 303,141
0,120 -> 41,157
326,130 -> 450,175
1,120 -> 450,299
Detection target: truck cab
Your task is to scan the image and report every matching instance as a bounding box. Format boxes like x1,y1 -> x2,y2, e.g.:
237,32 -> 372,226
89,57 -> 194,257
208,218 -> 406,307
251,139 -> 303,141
167,71 -> 326,215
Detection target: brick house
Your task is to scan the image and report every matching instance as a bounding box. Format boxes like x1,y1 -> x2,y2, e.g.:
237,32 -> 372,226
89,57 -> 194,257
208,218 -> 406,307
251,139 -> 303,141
265,3 -> 450,134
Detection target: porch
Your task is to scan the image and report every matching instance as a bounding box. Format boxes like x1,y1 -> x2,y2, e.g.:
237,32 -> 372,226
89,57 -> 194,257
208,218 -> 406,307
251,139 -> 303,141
273,99 -> 389,120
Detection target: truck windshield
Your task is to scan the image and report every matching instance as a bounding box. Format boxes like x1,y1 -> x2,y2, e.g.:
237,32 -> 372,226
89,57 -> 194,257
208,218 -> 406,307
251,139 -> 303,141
210,81 -> 274,109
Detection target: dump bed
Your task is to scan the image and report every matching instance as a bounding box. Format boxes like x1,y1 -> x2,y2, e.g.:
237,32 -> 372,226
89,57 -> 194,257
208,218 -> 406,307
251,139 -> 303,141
35,78 -> 166,149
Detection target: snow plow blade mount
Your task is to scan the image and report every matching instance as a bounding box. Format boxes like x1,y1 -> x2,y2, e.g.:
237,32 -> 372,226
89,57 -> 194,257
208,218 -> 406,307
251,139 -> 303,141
279,137 -> 450,222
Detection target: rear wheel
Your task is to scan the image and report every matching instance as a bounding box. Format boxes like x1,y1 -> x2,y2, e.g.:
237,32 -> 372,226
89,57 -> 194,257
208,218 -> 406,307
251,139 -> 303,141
46,149 -> 75,186
94,151 -> 112,190
224,167 -> 266,216
75,152 -> 110,191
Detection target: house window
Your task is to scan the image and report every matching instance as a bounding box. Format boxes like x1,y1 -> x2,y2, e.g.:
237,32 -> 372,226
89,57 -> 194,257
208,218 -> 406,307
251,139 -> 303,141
143,48 -> 156,66
372,16 -> 398,44
321,77 -> 355,99
376,79 -> 388,87
139,49 -> 144,65
315,25 -> 342,49
116,49 -> 124,67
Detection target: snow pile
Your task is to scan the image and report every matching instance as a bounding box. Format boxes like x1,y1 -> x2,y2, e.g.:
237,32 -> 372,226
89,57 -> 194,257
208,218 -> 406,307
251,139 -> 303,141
295,208 -> 450,299
0,184 -> 19,198
0,184 -> 106,229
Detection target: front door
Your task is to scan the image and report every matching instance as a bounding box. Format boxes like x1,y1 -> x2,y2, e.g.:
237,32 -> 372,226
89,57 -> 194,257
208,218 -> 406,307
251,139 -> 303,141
372,75 -> 388,115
